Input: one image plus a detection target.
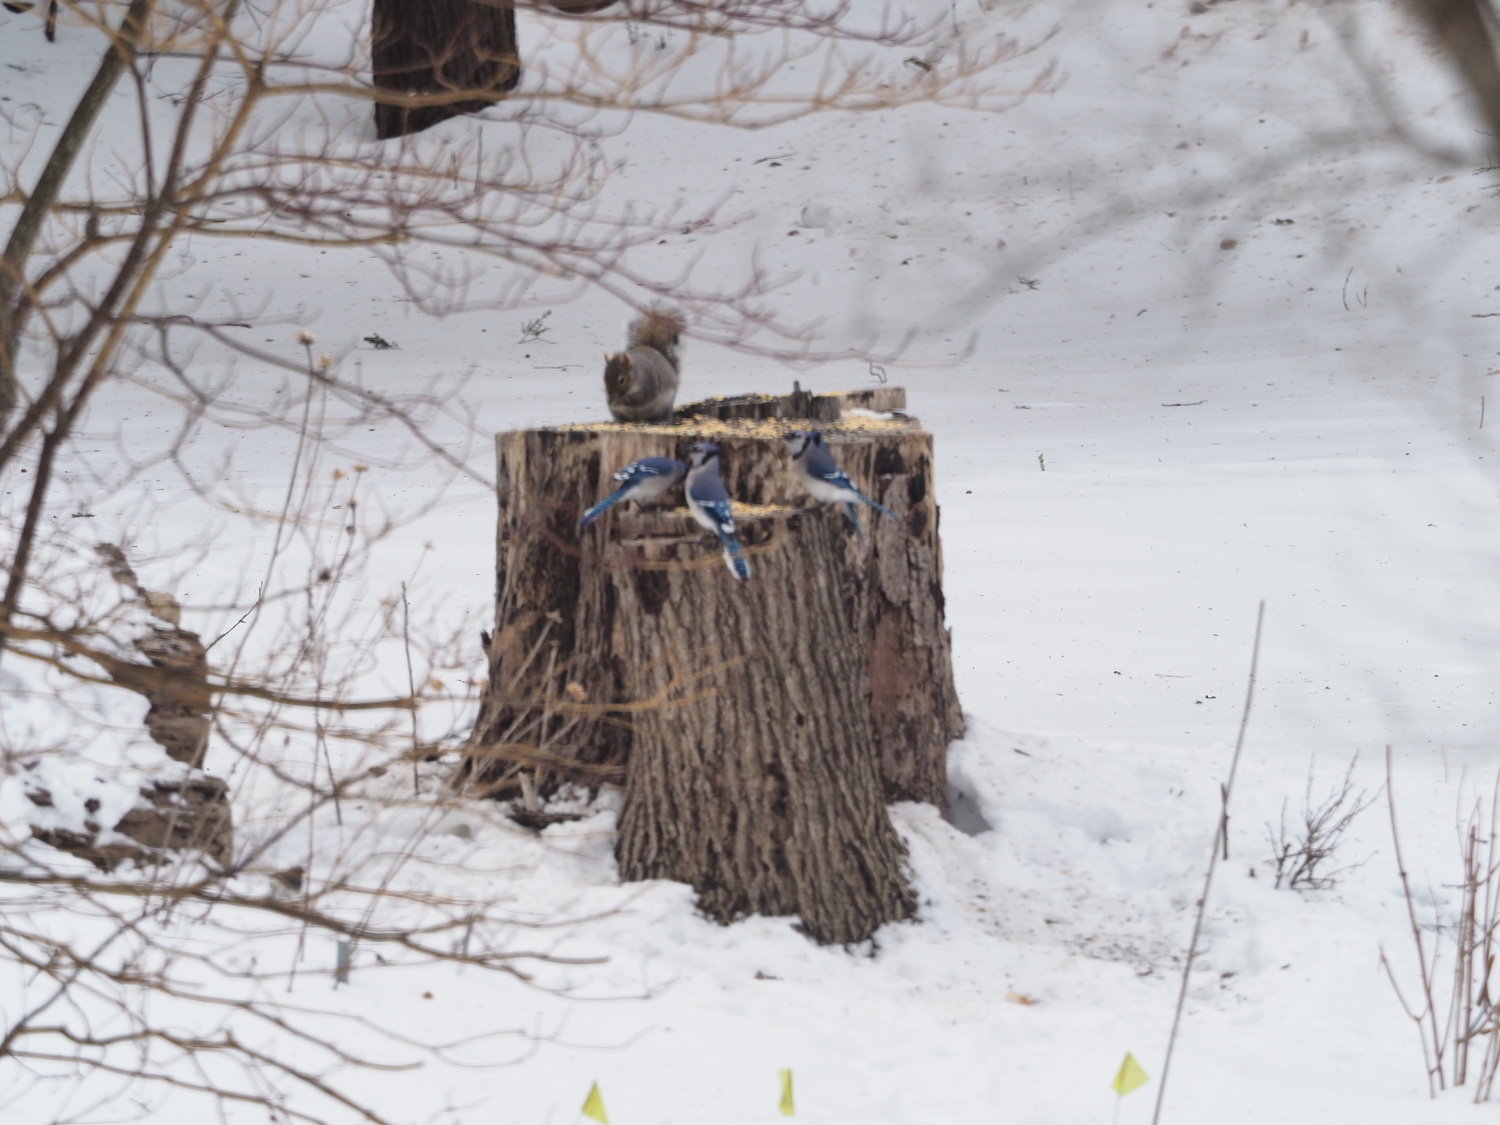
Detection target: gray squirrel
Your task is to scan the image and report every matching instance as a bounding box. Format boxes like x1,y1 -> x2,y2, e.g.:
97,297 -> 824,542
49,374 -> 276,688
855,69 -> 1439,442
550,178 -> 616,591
603,305 -> 684,422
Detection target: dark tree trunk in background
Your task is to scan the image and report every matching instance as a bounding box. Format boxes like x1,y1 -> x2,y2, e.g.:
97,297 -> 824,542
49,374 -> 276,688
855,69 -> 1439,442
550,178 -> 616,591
1406,0 -> 1500,140
371,0 -> 521,139
461,389 -> 964,945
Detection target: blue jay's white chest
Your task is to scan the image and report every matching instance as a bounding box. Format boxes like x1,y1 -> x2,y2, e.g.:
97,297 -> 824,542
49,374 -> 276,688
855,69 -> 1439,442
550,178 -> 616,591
794,456 -> 853,503
686,497 -> 719,534
629,472 -> 679,504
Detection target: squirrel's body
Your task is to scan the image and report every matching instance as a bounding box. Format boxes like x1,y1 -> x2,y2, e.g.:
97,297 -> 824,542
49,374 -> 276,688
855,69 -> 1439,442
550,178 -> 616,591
604,306 -> 683,422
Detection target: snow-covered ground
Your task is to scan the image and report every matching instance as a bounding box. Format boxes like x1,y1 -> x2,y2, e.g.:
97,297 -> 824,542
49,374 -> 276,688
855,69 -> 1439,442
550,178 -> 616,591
5,0 -> 1500,1121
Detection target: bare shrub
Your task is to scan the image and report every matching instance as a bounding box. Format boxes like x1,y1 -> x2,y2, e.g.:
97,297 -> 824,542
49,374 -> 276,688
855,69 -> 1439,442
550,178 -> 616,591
1265,754 -> 1375,890
1382,748 -> 1500,1102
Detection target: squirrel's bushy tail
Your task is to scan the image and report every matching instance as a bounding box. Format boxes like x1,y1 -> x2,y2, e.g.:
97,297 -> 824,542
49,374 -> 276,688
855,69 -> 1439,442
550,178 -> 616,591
626,304 -> 685,371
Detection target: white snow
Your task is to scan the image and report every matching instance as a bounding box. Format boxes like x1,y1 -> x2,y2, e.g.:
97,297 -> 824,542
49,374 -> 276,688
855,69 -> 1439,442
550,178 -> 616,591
4,0 -> 1500,1121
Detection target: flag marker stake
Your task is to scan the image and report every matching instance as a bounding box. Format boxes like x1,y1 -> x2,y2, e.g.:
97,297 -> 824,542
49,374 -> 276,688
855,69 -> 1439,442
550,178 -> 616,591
1111,1052 -> 1149,1125
581,1082 -> 608,1125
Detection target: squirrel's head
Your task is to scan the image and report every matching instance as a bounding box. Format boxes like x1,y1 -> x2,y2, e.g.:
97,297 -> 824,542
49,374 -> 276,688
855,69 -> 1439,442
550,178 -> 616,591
603,351 -> 634,398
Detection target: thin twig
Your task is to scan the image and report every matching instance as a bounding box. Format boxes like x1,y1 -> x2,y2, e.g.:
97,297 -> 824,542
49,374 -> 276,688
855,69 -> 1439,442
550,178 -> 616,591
205,584 -> 261,653
402,580 -> 419,796
1388,745 -> 1445,1094
1151,600 -> 1264,1125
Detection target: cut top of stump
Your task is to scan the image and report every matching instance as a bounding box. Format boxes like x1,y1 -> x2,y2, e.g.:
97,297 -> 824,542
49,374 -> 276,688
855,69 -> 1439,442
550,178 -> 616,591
556,386 -> 916,441
539,388 -> 928,522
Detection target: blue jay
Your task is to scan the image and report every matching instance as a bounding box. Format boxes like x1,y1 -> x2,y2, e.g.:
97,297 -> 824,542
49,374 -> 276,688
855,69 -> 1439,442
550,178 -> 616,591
783,430 -> 896,544
579,456 -> 687,525
684,442 -> 750,581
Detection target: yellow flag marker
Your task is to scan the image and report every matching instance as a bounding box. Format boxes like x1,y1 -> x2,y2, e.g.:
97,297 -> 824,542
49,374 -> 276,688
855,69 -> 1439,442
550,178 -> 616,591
778,1068 -> 794,1116
1112,1053 -> 1149,1096
581,1082 -> 608,1124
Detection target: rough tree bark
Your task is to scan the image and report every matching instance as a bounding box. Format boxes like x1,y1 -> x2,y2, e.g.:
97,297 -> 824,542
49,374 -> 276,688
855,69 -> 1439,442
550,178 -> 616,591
463,389 -> 963,945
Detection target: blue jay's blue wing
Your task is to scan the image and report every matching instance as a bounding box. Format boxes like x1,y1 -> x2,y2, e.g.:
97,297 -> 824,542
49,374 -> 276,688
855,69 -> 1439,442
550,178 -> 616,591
698,502 -> 750,581
686,471 -> 735,532
614,456 -> 683,485
801,442 -> 846,484
687,469 -> 730,504
684,445 -> 749,580
687,495 -> 749,580
698,498 -> 735,539
686,483 -> 749,579
815,465 -> 858,491
804,445 -> 896,525
580,457 -> 685,525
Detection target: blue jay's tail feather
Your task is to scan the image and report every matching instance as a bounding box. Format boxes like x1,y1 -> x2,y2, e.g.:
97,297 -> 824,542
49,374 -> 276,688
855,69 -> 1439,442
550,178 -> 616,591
579,486 -> 629,526
841,502 -> 867,546
718,535 -> 751,581
859,492 -> 897,523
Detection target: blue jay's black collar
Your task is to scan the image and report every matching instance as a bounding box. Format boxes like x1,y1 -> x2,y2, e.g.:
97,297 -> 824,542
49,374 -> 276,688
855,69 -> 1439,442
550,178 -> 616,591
687,441 -> 720,468
784,430 -> 825,459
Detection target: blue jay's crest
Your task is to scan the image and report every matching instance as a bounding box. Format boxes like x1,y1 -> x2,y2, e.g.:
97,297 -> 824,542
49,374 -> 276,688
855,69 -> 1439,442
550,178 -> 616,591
579,456 -> 687,525
686,441 -> 720,469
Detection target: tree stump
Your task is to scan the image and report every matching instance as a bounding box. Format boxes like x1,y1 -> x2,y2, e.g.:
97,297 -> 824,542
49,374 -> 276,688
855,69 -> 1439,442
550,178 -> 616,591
463,388 -> 963,945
